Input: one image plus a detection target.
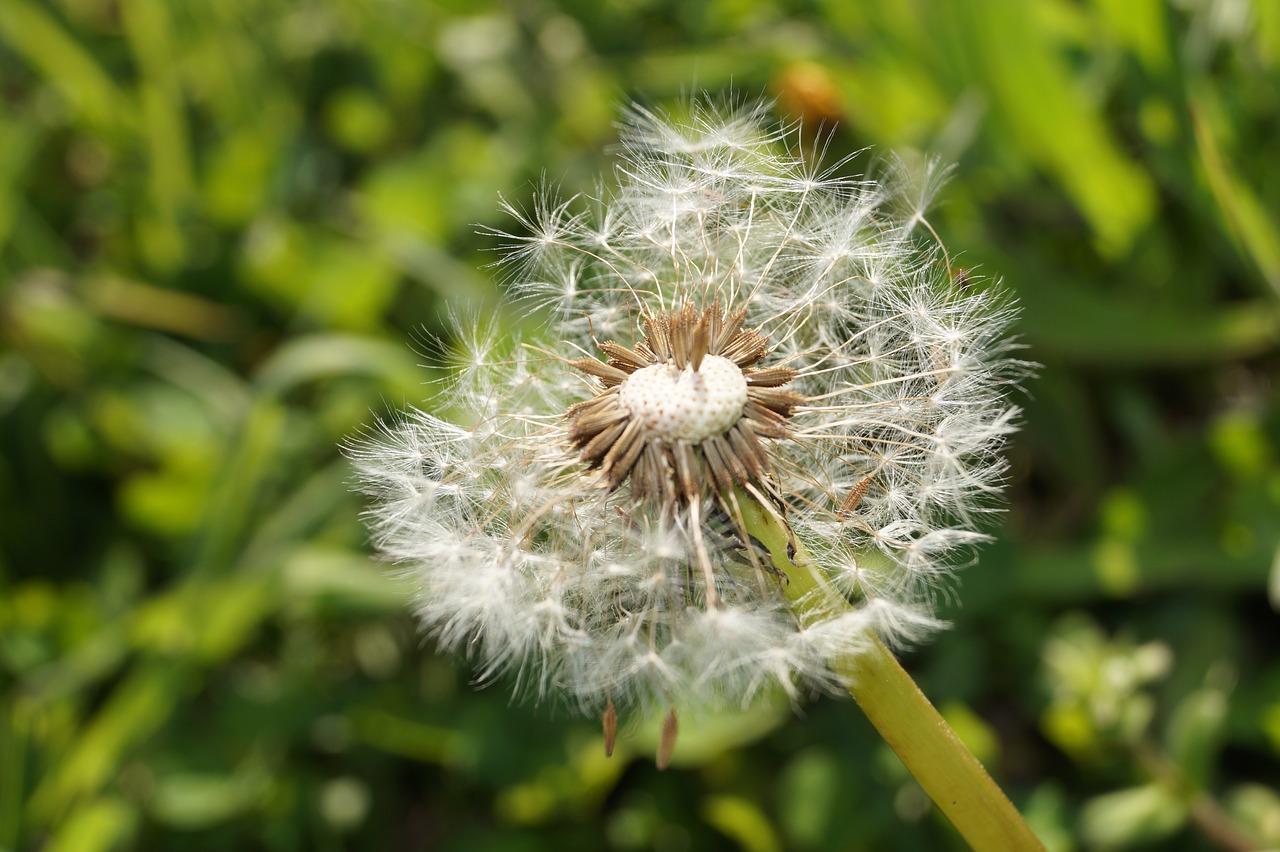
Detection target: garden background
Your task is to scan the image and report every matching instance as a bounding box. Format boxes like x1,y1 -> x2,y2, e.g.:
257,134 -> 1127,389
1,0 -> 1278,849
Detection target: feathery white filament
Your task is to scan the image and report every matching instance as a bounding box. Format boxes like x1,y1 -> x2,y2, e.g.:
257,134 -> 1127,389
351,98 -> 1024,715
618,356 -> 748,442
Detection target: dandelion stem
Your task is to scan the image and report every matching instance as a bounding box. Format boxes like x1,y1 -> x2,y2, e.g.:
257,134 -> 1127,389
737,491 -> 1045,851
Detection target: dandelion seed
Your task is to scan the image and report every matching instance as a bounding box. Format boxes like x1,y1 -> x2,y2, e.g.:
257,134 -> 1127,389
603,696 -> 618,758
837,475 -> 874,521
657,706 -> 679,770
351,97 -> 1023,762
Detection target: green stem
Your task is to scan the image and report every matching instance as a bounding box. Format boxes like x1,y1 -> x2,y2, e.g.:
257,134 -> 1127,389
737,492 -> 1045,851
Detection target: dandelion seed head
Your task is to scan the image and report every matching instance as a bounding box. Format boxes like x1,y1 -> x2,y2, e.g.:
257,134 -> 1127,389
352,96 -> 1024,718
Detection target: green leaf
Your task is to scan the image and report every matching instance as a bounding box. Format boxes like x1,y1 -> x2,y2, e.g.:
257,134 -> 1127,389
30,666 -> 183,821
624,692 -> 791,769
149,771 -> 268,829
1091,0 -> 1172,71
43,797 -> 136,852
0,118 -> 39,257
252,333 -> 421,398
778,749 -> 839,849
940,700 -> 1000,766
938,2 -> 1157,255
702,795 -> 782,852
120,0 -> 193,271
281,546 -> 410,614
1081,783 -> 1187,847
0,1 -> 132,131
1166,687 -> 1229,787
1190,85 -> 1280,294
1021,274 -> 1280,365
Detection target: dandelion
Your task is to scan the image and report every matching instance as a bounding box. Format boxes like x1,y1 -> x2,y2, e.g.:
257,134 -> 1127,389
351,99 -> 1026,790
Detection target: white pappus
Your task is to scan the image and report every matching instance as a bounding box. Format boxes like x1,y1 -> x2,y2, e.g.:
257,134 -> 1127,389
349,98 -> 1024,750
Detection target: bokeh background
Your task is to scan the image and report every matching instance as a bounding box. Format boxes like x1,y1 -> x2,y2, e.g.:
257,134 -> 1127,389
2,1 -> 1279,849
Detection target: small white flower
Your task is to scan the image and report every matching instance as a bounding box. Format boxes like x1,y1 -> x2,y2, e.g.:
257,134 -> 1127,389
351,98 -> 1023,729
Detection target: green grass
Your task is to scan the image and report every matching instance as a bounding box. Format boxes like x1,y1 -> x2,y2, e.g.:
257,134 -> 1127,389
1,1 -> 1278,849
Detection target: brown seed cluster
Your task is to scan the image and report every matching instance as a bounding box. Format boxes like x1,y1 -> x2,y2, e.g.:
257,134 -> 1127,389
566,303 -> 805,509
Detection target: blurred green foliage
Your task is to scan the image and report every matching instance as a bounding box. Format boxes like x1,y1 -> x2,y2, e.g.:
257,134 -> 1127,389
1,0 -> 1279,849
